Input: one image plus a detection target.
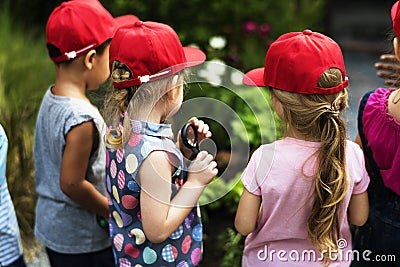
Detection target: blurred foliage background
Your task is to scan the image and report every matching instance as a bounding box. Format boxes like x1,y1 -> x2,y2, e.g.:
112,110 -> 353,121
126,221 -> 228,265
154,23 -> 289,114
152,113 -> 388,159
0,0 -> 328,265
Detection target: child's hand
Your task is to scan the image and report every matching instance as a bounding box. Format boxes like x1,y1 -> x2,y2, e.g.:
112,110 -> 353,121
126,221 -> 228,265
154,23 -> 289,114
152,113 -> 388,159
375,54 -> 400,87
187,117 -> 212,143
177,117 -> 212,159
186,151 -> 218,187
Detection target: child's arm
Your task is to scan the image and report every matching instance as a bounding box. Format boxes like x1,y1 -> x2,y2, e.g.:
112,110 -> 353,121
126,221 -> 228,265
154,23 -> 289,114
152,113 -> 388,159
139,150 -> 217,243
348,191 -> 369,226
235,188 -> 262,236
354,133 -> 362,149
60,120 -> 109,219
374,53 -> 400,87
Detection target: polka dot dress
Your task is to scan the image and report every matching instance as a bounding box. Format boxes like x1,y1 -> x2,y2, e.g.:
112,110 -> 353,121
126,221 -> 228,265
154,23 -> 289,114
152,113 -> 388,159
106,120 -> 203,266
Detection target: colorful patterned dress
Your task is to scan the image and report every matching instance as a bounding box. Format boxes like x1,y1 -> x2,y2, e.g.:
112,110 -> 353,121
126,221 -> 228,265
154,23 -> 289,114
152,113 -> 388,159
106,120 -> 203,267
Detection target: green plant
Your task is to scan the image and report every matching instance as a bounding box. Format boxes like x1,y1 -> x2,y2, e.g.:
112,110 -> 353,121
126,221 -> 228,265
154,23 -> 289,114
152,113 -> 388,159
102,0 -> 326,69
0,7 -> 54,249
219,228 -> 245,267
200,173 -> 243,212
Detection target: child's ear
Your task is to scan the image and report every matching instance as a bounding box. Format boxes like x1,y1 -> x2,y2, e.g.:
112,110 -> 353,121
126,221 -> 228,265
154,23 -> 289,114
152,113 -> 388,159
84,49 -> 97,70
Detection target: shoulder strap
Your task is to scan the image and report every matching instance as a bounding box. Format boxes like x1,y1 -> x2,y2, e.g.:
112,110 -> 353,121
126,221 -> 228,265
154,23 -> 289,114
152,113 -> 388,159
357,90 -> 382,180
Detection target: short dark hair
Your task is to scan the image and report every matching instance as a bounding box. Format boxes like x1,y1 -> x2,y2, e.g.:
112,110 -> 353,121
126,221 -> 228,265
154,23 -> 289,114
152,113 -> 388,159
47,38 -> 112,65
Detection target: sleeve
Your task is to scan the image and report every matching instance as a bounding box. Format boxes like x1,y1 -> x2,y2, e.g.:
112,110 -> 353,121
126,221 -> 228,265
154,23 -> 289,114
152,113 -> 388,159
241,147 -> 263,196
353,169 -> 370,195
63,101 -> 100,137
0,125 -> 8,183
350,142 -> 370,195
64,113 -> 94,137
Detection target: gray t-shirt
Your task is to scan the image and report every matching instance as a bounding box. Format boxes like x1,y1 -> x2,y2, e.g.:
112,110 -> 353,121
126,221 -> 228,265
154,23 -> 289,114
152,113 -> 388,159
34,87 -> 110,253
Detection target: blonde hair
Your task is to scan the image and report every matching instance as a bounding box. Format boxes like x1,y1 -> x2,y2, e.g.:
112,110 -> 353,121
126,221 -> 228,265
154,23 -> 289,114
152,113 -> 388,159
102,61 -> 182,149
270,68 -> 349,264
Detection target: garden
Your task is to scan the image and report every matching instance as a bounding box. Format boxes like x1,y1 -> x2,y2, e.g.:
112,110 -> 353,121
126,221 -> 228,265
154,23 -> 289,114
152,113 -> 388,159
0,0 -> 327,266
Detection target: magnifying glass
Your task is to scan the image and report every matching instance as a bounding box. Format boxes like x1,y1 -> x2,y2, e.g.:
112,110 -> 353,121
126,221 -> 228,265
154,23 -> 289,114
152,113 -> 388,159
180,123 -> 200,160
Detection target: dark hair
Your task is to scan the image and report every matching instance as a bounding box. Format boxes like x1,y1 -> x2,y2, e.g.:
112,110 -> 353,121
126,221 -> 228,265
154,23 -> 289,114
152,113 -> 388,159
47,38 -> 112,65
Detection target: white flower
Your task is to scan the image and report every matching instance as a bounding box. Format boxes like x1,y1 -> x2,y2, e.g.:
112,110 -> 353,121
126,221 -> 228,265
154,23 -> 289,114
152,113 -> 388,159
208,59 -> 226,76
187,43 -> 200,49
230,71 -> 243,86
209,36 -> 227,50
197,60 -> 226,86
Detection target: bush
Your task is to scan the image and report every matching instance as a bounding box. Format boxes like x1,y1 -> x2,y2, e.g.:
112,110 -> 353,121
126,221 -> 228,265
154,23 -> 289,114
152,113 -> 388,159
0,7 -> 54,249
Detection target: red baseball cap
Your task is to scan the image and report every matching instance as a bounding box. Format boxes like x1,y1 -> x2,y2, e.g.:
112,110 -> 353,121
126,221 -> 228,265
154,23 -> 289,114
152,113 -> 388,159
243,30 -> 348,95
392,1 -> 400,37
46,1 -> 138,63
110,21 -> 206,89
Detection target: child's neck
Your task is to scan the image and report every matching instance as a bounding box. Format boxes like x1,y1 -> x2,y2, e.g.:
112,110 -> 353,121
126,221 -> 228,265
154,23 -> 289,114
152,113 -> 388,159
51,82 -> 90,102
52,63 -> 90,102
285,128 -> 319,142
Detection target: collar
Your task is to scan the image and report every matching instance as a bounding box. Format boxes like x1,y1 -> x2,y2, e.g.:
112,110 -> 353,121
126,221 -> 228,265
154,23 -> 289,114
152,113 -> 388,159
130,120 -> 174,140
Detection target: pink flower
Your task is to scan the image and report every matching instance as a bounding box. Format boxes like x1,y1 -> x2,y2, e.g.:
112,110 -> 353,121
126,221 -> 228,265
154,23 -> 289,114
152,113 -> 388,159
227,53 -> 240,63
259,23 -> 272,36
243,21 -> 257,34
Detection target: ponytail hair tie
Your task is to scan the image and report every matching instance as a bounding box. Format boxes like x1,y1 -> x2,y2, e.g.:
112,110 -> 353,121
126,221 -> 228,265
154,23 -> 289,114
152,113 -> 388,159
322,104 -> 340,117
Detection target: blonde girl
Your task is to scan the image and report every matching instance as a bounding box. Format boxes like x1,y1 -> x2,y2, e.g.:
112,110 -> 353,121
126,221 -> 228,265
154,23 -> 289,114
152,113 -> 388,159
235,30 -> 370,266
102,21 -> 218,267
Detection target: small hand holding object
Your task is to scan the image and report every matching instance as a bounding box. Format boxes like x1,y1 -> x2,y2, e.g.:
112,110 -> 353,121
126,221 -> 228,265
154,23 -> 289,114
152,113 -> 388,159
375,54 -> 400,87
187,151 -> 218,187
178,117 -> 212,160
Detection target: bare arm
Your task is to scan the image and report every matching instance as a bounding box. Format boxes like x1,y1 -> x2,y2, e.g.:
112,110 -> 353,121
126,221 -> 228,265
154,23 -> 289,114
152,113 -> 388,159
375,54 -> 400,87
235,187 -> 262,236
140,150 -> 217,243
348,191 -> 369,226
354,133 -> 362,149
60,121 -> 109,219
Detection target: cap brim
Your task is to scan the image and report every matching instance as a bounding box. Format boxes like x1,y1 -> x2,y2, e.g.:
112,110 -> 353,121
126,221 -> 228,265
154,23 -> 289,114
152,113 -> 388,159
243,68 -> 266,86
183,46 -> 206,68
115,14 -> 140,27
113,46 -> 206,89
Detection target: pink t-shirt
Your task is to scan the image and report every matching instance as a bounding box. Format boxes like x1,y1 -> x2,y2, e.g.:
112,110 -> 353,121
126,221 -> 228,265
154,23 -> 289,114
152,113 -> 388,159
363,87 -> 400,195
241,138 -> 370,267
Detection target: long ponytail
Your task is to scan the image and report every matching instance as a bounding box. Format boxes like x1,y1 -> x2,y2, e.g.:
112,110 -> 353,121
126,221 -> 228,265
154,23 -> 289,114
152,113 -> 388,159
308,95 -> 348,261
270,68 -> 349,264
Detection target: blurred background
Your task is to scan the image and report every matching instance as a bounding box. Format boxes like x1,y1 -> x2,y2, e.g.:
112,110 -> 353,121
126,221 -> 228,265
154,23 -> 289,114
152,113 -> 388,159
0,0 -> 395,266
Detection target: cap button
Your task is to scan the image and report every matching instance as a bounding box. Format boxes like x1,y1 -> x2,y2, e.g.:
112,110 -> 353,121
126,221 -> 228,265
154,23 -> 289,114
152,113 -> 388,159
134,20 -> 144,27
303,29 -> 313,35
